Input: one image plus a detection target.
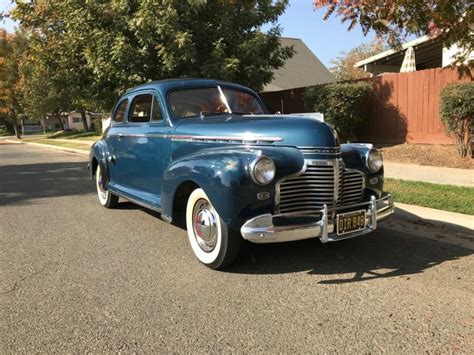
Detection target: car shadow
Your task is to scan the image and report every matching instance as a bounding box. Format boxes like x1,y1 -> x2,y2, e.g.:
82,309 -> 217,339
0,162 -> 93,205
113,201 -> 472,284
227,228 -> 472,283
115,201 -> 163,219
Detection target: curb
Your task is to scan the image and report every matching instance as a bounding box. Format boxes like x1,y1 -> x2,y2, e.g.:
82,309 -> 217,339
393,202 -> 473,236
5,139 -> 89,156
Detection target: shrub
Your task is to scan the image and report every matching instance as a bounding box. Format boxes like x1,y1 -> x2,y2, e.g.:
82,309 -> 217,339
304,82 -> 372,142
440,82 -> 473,158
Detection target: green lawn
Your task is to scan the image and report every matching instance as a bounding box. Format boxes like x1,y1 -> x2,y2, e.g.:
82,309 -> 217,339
23,138 -> 90,151
47,130 -> 101,141
384,178 -> 474,215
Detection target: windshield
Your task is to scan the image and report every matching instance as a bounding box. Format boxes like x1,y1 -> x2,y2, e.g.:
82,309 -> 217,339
168,86 -> 266,118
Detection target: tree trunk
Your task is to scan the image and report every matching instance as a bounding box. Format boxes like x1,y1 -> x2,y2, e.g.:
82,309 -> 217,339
12,120 -> 21,139
56,114 -> 65,131
80,110 -> 89,131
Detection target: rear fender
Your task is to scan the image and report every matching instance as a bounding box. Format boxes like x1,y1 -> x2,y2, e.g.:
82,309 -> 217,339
89,140 -> 111,187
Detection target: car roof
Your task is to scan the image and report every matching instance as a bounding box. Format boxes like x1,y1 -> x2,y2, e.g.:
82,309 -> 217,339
124,78 -> 256,96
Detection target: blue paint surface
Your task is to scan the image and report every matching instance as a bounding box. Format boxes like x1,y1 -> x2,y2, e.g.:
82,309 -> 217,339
90,79 -> 383,229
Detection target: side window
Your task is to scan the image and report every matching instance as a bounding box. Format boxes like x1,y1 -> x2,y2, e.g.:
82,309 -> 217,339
151,95 -> 163,122
113,99 -> 128,123
129,94 -> 152,123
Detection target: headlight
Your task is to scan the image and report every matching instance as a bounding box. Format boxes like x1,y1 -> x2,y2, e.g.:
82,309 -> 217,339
366,148 -> 383,172
251,157 -> 276,185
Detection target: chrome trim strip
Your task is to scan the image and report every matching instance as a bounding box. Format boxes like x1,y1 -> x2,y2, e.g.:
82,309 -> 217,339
108,133 -> 167,138
170,135 -> 283,143
107,133 -> 283,143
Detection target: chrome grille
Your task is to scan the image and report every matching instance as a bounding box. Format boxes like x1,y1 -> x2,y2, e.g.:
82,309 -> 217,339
277,159 -> 364,214
338,160 -> 365,206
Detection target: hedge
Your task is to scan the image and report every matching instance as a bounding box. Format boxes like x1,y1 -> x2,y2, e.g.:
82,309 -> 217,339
304,82 -> 373,142
440,82 -> 473,158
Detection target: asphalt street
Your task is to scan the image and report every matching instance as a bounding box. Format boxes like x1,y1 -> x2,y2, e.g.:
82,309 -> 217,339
1,143 -> 473,353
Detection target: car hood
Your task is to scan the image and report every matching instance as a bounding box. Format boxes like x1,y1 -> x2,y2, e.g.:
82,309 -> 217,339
172,114 -> 338,148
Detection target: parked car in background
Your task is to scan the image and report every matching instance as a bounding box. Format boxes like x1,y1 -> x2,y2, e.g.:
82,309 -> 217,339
89,79 -> 394,269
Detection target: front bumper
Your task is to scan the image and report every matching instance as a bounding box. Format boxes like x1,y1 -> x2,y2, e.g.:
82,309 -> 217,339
240,194 -> 394,244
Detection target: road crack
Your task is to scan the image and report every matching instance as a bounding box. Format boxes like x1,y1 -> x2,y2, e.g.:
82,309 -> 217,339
0,261 -> 57,295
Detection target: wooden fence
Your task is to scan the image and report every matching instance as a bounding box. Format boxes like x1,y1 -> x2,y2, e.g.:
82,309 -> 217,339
260,68 -> 472,144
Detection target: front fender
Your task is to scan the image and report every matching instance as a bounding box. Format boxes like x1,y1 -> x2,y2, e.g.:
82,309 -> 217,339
341,143 -> 384,197
162,145 -> 304,230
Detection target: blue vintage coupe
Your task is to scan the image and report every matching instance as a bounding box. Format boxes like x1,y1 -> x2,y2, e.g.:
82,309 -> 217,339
89,79 -> 394,269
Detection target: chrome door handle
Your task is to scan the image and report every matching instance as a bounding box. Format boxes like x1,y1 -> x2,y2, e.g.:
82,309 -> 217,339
117,133 -> 124,139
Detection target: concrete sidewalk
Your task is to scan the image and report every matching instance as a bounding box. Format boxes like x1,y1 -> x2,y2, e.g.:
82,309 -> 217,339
384,162 -> 473,187
4,139 -> 89,156
394,202 -> 473,235
52,138 -> 95,146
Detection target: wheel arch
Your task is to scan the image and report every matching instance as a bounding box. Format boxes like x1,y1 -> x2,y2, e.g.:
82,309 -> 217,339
168,180 -> 201,228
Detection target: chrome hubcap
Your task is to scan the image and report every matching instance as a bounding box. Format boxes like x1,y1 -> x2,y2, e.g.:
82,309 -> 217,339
192,199 -> 218,252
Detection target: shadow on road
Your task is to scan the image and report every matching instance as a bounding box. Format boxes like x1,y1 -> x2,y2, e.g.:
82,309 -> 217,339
228,229 -> 472,283
0,162 -> 93,205
113,201 -> 472,284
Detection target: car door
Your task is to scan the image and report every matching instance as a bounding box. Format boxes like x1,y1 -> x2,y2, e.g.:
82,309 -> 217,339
114,91 -> 172,209
103,97 -> 129,188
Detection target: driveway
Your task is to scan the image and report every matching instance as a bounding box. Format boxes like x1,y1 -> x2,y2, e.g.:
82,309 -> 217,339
1,143 -> 473,353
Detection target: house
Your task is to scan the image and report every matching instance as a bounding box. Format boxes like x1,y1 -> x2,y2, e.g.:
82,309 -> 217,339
262,37 -> 335,92
21,111 -> 103,133
354,35 -> 474,75
66,111 -> 103,130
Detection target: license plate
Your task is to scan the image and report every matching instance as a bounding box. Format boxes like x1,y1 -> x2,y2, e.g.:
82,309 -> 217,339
336,210 -> 366,235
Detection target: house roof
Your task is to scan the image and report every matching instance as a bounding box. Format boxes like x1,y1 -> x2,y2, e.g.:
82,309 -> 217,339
262,37 -> 335,92
354,35 -> 443,69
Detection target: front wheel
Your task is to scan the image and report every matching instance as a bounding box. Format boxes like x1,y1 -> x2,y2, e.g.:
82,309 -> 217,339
186,188 -> 241,269
95,165 -> 119,208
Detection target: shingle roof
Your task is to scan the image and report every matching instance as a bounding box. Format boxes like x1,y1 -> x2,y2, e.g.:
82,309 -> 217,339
262,37 -> 335,92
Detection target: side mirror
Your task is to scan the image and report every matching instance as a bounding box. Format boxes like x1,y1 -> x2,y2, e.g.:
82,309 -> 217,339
275,111 -> 281,115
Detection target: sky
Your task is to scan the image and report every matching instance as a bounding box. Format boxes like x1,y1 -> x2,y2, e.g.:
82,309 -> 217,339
0,0 -> 376,69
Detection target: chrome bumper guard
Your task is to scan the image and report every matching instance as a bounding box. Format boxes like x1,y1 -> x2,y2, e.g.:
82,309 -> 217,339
240,194 -> 394,244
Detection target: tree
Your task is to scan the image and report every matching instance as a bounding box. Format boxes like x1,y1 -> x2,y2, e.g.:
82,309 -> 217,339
19,61 -> 71,131
13,0 -> 294,117
330,43 -> 385,81
0,29 -> 28,138
313,0 -> 473,66
13,1 -> 103,131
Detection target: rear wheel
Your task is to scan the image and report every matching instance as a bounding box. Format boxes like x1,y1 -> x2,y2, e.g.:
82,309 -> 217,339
186,188 -> 241,269
95,165 -> 118,208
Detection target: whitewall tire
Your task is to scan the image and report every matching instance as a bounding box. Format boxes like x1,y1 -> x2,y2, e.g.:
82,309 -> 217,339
186,188 -> 240,269
96,165 -> 119,208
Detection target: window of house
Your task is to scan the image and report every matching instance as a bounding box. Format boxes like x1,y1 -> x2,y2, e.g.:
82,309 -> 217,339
129,94 -> 153,123
113,99 -> 128,123
72,117 -> 81,123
